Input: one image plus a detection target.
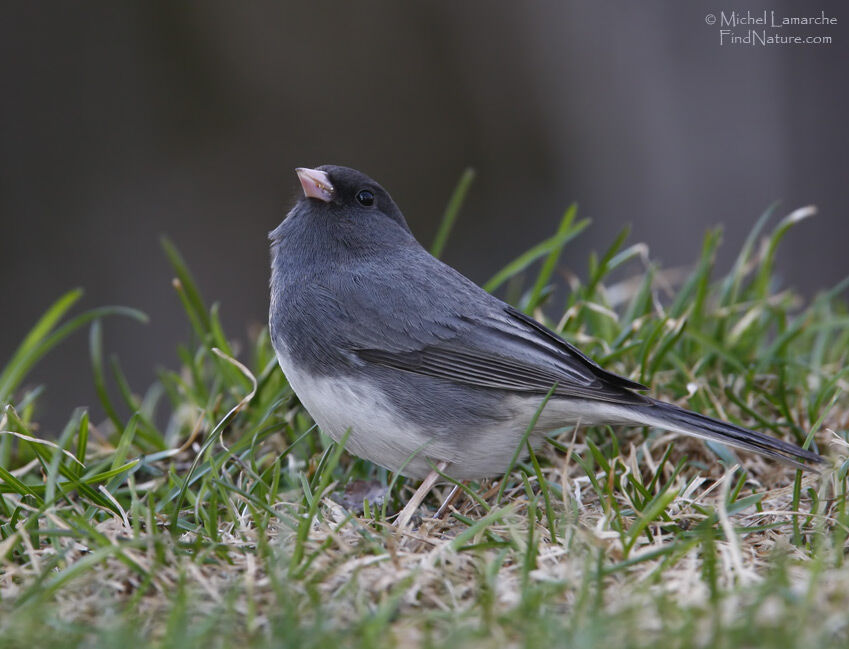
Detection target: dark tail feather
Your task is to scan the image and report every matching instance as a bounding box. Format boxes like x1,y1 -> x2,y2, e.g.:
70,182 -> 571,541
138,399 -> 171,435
634,398 -> 823,471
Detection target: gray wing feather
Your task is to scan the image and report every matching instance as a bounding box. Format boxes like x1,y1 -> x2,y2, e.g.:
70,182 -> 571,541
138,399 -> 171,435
354,306 -> 648,404
323,246 -> 648,404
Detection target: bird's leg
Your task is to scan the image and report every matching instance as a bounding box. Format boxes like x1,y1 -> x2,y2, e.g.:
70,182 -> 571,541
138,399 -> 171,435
434,483 -> 464,519
394,461 -> 447,529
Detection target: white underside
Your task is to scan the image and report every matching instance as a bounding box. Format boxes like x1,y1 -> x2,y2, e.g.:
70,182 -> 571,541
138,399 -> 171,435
274,346 -> 655,480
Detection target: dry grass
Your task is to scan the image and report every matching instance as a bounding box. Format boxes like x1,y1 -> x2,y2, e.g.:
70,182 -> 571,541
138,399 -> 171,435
3,419 -> 847,648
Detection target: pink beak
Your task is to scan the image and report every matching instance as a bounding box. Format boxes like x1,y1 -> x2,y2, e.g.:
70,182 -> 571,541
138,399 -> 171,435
296,167 -> 335,202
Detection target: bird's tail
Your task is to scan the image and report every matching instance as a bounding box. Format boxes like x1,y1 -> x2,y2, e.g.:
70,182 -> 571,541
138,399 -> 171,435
629,398 -> 823,471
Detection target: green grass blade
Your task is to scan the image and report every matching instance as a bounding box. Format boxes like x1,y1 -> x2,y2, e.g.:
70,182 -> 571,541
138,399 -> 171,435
0,291 -> 146,404
526,204 -> 579,310
161,236 -> 211,335
430,167 -> 475,259
484,217 -> 590,294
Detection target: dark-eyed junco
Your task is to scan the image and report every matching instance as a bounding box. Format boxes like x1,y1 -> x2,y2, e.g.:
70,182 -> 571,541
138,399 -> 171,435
269,165 -> 822,483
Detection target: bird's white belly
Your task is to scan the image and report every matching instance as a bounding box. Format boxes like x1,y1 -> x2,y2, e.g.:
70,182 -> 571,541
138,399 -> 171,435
274,348 -> 451,478
274,348 -> 643,480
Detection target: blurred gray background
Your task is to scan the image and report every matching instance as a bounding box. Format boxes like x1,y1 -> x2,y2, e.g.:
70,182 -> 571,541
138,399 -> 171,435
2,1 -> 847,431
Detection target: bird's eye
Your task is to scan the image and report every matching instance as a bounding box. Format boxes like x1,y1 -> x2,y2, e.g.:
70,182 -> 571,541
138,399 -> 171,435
356,189 -> 375,206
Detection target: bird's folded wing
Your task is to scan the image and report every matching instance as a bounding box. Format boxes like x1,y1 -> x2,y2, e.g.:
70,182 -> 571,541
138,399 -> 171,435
355,305 -> 648,405
502,306 -> 647,391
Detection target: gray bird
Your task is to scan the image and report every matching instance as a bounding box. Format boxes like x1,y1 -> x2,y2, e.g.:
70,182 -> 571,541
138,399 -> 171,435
269,165 -> 821,483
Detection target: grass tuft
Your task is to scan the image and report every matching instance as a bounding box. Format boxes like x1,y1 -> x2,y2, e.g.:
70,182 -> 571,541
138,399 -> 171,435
0,189 -> 847,648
